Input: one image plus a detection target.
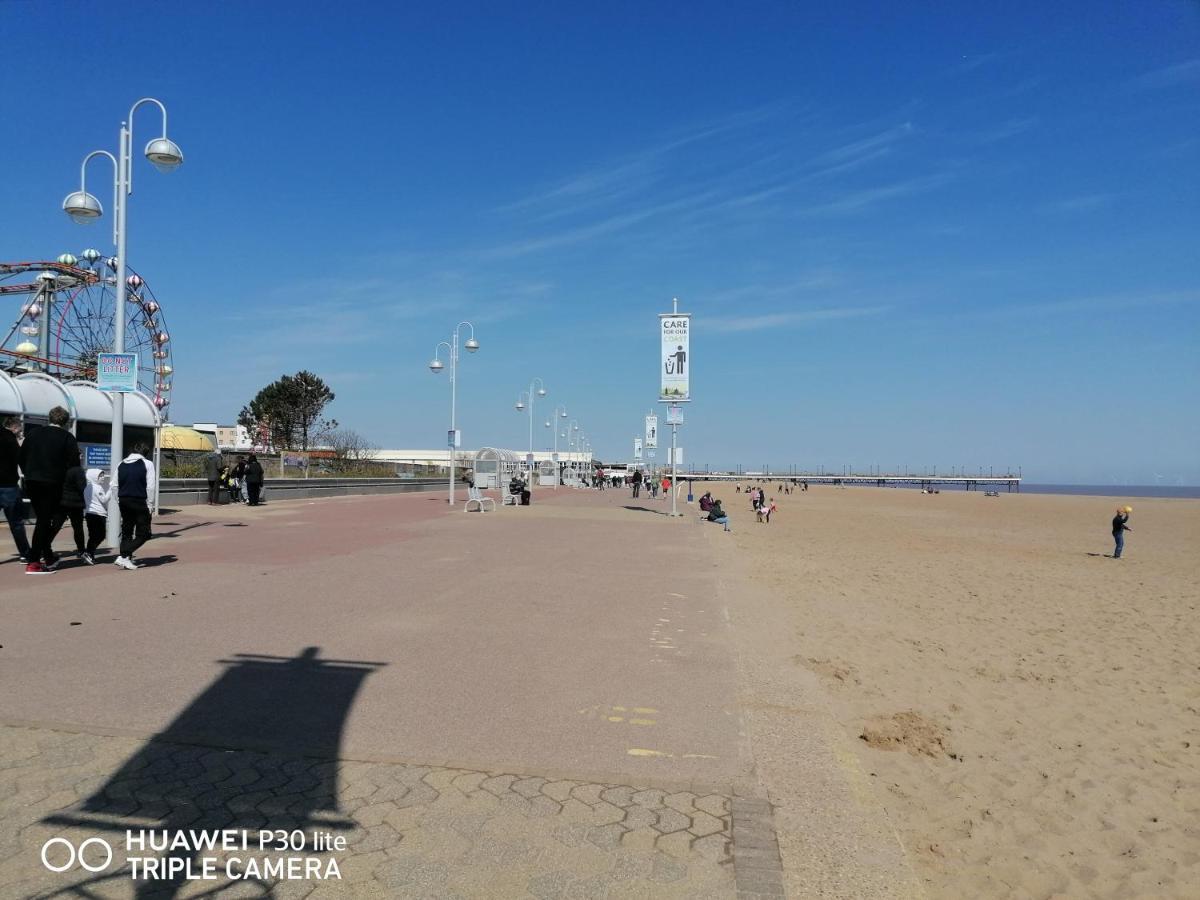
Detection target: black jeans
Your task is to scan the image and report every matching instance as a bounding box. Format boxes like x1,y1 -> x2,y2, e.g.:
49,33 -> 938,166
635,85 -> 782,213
0,484 -> 30,558
632,483 -> 640,497
119,499 -> 152,559
25,481 -> 62,564
50,507 -> 85,552
247,482 -> 262,505
85,513 -> 107,553
207,479 -> 220,504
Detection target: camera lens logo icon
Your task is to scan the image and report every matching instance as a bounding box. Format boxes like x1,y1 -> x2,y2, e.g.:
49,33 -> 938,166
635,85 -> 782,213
41,837 -> 113,873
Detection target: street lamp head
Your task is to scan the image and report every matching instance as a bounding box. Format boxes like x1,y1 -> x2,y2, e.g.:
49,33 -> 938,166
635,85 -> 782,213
464,337 -> 480,353
144,137 -> 184,173
560,410 -> 568,418
544,421 -> 551,428
428,358 -> 444,373
62,191 -> 103,224
515,400 -> 525,411
536,388 -> 547,398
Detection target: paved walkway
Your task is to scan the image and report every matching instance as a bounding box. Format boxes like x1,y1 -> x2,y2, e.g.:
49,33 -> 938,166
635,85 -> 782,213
0,486 -> 917,898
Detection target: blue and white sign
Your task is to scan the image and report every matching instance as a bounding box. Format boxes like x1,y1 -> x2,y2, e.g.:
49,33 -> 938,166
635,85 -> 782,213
96,352 -> 138,393
83,444 -> 111,468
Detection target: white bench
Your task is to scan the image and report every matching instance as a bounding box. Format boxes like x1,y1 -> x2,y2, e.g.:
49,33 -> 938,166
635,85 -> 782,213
465,486 -> 496,512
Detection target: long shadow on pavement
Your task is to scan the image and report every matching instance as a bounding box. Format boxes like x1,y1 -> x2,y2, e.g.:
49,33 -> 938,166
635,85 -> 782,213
39,646 -> 384,899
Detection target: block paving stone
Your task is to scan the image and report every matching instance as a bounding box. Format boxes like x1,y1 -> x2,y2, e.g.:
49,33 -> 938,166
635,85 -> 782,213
0,724 -> 740,899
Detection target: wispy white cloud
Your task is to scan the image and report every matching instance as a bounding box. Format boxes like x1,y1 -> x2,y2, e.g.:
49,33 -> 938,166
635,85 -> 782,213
1039,193 -> 1117,215
704,305 -> 890,333
800,173 -> 954,215
1127,58 -> 1200,91
971,117 -> 1037,144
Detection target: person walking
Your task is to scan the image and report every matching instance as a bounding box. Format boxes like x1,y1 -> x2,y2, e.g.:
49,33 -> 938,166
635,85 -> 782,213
631,468 -> 643,498
1112,506 -> 1132,559
82,467 -> 111,563
245,453 -> 265,506
50,453 -> 88,560
18,406 -> 79,574
0,416 -> 31,562
202,449 -> 223,505
114,443 -> 155,570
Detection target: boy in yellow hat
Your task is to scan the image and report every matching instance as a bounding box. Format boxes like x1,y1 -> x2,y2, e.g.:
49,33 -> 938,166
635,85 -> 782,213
1111,506 -> 1132,558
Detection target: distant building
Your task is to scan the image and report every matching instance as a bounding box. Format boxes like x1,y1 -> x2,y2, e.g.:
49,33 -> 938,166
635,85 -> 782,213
192,423 -> 252,451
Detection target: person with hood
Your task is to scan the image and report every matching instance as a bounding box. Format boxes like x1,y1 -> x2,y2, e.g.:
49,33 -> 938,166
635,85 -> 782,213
114,442 -> 156,570
82,466 -> 111,564
18,405 -> 79,574
49,453 -> 88,560
245,453 -> 265,506
631,468 -> 643,498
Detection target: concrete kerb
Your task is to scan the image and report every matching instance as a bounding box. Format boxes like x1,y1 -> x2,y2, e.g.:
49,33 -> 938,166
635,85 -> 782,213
702,525 -> 926,899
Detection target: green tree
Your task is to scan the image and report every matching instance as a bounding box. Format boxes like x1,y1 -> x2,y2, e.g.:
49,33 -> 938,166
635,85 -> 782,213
238,371 -> 336,451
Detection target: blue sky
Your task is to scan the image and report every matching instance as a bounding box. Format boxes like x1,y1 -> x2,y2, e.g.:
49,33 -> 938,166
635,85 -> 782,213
3,1 -> 1197,483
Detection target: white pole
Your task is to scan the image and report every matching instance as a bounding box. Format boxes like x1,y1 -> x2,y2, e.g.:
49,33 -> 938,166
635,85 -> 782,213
106,122 -> 130,549
448,329 -> 457,505
669,296 -> 680,517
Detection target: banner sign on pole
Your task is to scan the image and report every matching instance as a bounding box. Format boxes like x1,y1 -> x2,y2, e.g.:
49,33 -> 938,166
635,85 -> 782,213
659,314 -> 690,402
666,405 -> 683,425
671,447 -> 684,465
96,352 -> 138,393
644,415 -> 658,449
447,429 -> 461,448
647,450 -> 656,459
633,438 -> 643,460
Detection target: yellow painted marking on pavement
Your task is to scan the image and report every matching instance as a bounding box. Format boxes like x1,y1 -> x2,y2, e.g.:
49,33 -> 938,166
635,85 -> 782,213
633,707 -> 658,714
612,706 -> 626,711
668,592 -> 686,598
627,748 -> 670,758
628,748 -> 719,759
607,716 -> 625,722
681,753 -> 719,759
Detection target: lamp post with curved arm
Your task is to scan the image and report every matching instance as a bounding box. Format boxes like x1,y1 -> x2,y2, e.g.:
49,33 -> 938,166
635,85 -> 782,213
545,405 -> 568,487
428,321 -> 479,505
514,377 -> 546,482
62,98 -> 184,550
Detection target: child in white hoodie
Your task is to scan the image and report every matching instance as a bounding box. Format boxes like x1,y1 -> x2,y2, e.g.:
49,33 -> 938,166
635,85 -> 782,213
82,468 -> 111,564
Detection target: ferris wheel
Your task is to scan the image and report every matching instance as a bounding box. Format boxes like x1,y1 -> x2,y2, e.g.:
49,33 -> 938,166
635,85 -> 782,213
0,250 -> 173,413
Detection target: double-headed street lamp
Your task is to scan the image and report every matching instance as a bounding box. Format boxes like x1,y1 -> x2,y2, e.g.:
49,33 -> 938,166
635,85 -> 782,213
429,322 -> 479,505
63,98 -> 183,548
544,405 -> 568,488
514,377 -> 546,480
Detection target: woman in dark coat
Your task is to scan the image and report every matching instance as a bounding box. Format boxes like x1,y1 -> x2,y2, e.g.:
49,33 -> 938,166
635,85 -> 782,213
245,454 -> 265,506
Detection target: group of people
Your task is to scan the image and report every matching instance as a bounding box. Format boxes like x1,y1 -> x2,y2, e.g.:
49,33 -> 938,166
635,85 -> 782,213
627,469 -> 671,499
736,480 -> 806,495
697,491 -> 730,530
1,406 -> 156,574
203,450 -> 265,506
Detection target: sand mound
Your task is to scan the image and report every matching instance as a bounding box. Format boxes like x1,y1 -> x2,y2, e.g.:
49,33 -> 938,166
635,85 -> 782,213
860,711 -> 952,758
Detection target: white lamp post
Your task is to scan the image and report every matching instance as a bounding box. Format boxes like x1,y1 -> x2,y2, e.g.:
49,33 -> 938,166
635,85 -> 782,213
63,98 -> 183,549
429,321 -> 479,505
546,405 -> 568,487
515,377 -> 546,481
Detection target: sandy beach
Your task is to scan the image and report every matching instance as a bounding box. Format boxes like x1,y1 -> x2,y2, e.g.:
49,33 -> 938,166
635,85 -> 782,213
708,484 -> 1199,898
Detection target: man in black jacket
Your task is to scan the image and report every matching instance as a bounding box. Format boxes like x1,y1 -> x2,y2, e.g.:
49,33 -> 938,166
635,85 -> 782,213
0,417 -> 31,561
18,406 -> 80,574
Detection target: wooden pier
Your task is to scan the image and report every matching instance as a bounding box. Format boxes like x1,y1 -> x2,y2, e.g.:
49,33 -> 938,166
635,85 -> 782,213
679,472 -> 1022,492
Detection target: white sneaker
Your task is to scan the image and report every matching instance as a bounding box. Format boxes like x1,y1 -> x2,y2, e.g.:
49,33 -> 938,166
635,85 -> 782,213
114,556 -> 139,571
